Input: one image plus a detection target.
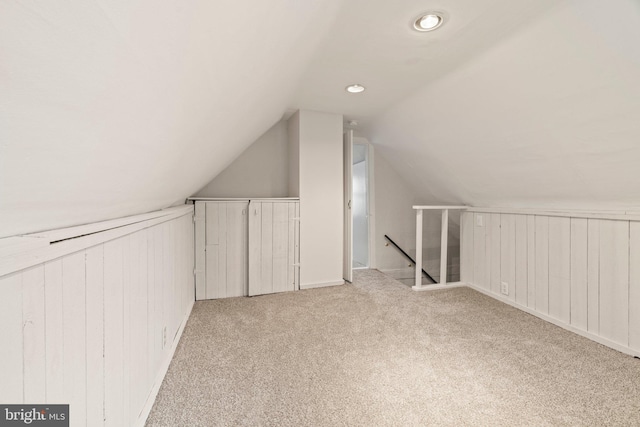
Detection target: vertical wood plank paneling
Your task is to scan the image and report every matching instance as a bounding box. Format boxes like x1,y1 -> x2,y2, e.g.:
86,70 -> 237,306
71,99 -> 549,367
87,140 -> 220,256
0,272 -> 23,403
500,214 -> 516,301
473,213 -> 487,289
194,202 -> 206,300
514,215 -> 528,306
188,213 -> 196,304
171,220 -> 181,344
587,219 -> 600,334
22,265 -> 46,402
204,202 -> 220,299
130,231 -> 148,422
175,219 -> 184,326
248,202 -> 262,296
489,214 -> 501,294
0,211 -> 194,427
295,202 -> 300,289
261,203 -> 274,295
218,204 -> 228,298
146,226 -> 156,393
629,222 -> 640,352
484,214 -> 493,292
62,251 -> 87,427
153,225 -> 164,374
206,202 -> 220,245
273,202 -> 290,293
460,212 -> 474,284
205,244 -> 220,300
288,203 -> 296,291
104,239 -> 124,427
44,260 -> 64,403
548,217 -> 571,323
226,203 -> 247,297
599,220 -> 629,346
162,222 -> 175,344
122,235 -> 132,427
490,214 -> 502,294
527,215 -> 536,309
535,216 -> 549,314
570,218 -> 588,331
85,245 -> 105,426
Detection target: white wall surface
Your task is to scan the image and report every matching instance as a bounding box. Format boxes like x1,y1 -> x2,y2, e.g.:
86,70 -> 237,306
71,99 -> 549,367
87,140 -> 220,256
194,120 -> 290,198
0,208 -> 195,427
370,0 -> 640,211
461,208 -> 640,357
288,113 -> 300,198
297,110 -> 343,288
0,0 -> 343,238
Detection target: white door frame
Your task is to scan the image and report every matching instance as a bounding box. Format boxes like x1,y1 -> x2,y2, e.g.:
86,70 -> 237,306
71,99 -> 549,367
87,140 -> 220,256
343,130 -> 353,283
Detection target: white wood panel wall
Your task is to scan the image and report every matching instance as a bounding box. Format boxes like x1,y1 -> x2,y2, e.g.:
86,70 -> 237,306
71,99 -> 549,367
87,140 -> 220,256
248,201 -> 300,296
461,210 -> 640,357
197,201 -> 248,299
0,210 -> 195,427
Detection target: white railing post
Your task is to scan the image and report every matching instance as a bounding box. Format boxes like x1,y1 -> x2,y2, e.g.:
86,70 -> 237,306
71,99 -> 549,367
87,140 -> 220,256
414,209 -> 423,290
440,209 -> 449,285
411,205 -> 467,291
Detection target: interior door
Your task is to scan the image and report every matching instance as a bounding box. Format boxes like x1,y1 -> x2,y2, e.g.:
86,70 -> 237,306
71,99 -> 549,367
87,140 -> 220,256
343,130 -> 353,282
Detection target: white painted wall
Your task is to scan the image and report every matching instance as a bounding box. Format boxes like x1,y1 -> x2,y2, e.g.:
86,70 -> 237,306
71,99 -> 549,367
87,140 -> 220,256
0,0 -> 343,238
0,208 -> 195,427
461,208 -> 640,357
295,110 -> 343,288
194,120 -> 290,198
288,113 -> 300,198
370,0 -> 640,211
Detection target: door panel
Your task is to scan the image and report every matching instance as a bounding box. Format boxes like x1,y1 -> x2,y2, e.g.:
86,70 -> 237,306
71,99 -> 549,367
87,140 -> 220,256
249,201 -> 299,296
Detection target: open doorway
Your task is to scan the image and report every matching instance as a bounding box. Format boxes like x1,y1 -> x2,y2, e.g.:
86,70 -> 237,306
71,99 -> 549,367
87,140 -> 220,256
352,143 -> 369,269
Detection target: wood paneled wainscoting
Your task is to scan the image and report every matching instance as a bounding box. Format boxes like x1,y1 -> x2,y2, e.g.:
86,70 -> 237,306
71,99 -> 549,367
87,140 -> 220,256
460,208 -> 640,357
0,206 -> 195,427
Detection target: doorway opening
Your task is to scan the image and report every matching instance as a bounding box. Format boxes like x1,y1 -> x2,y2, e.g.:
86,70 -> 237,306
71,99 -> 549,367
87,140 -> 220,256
352,143 -> 369,269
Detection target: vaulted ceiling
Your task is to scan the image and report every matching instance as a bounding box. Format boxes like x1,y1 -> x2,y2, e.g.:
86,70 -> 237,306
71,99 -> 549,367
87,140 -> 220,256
2,0 -> 639,237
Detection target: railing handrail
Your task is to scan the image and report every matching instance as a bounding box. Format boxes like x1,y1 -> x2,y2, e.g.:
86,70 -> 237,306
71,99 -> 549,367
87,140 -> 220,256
384,235 -> 436,284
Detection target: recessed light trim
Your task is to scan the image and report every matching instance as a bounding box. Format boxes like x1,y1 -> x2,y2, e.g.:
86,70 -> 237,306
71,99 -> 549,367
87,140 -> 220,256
413,12 -> 445,32
346,84 -> 365,94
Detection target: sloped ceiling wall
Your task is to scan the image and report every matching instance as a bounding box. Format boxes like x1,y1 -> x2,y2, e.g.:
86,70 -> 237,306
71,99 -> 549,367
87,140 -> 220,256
3,0 -> 639,238
369,0 -> 640,209
0,0 -> 342,237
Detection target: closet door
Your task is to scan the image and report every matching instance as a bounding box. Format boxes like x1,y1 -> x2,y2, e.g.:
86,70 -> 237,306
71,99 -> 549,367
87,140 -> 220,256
204,201 -> 248,299
249,201 -> 299,296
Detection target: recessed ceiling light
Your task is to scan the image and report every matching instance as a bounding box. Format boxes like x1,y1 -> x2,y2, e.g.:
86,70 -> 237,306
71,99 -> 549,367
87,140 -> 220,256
346,84 -> 365,94
413,13 -> 444,32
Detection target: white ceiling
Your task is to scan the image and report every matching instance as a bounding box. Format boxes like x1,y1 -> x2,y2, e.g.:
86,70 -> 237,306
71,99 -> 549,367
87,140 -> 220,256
294,0 -> 560,125
369,0 -> 640,209
2,0 -> 639,237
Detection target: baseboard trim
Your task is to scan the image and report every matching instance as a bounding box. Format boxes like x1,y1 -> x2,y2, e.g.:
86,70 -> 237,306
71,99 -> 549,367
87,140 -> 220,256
465,283 -> 640,358
300,280 -> 345,290
135,299 -> 195,427
412,282 -> 466,291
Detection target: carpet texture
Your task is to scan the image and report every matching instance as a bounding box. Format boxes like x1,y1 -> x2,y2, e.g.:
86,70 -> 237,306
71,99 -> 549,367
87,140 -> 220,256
146,270 -> 640,426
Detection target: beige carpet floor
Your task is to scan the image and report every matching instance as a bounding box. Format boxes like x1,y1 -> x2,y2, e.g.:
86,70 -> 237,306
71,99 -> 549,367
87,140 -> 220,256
146,269 -> 640,426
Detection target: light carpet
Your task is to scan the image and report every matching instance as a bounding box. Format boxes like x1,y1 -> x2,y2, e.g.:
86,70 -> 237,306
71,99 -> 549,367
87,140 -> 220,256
146,269 -> 640,426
